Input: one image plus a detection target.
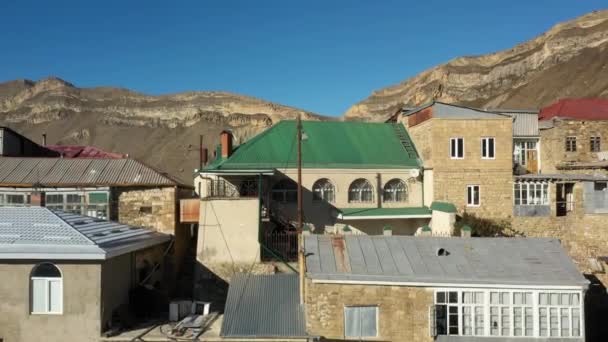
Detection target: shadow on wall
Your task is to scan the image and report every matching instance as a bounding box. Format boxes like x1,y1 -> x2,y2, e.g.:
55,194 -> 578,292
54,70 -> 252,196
193,262 -> 230,314
455,212 -> 517,237
585,274 -> 608,342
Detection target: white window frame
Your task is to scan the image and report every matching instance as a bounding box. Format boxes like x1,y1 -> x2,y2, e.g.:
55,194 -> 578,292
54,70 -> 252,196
450,137 -> 464,159
514,182 -> 550,206
481,137 -> 496,159
466,185 -> 480,207
31,265 -> 63,315
433,288 -> 584,339
344,305 -> 379,339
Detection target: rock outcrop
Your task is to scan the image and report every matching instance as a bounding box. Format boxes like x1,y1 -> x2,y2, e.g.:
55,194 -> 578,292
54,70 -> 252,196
344,10 -> 608,121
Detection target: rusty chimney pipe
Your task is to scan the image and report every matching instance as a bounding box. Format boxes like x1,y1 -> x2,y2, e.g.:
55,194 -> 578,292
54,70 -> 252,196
220,130 -> 233,159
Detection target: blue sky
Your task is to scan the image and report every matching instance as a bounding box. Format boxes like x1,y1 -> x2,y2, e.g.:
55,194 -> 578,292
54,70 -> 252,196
0,1 -> 606,116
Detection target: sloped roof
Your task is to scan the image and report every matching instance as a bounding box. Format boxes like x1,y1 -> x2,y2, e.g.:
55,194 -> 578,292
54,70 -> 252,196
0,157 -> 184,187
221,274 -> 307,339
45,145 -> 126,159
338,207 -> 431,219
539,98 -> 608,121
0,207 -> 170,260
305,235 -> 588,288
205,120 -> 421,170
403,102 -> 511,119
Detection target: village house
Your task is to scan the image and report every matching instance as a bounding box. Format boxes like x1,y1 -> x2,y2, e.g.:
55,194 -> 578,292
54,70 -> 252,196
192,120 -> 441,272
393,102 -> 514,219
0,206 -> 171,342
303,235 -> 588,341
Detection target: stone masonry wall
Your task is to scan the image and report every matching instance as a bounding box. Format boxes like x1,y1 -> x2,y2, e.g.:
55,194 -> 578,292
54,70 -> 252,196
116,186 -> 177,234
512,181 -> 608,286
305,279 -> 433,341
541,119 -> 608,173
407,118 -> 513,219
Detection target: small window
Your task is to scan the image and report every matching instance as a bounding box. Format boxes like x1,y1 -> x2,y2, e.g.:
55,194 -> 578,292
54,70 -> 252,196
139,206 -> 153,214
565,136 -> 577,152
481,137 -> 495,159
31,263 -> 62,314
594,182 -> 607,192
271,179 -> 298,203
344,306 -> 378,338
590,136 -> 601,152
383,179 -> 408,202
467,185 -> 480,207
312,178 -> 335,203
348,179 -> 374,203
450,138 -> 464,159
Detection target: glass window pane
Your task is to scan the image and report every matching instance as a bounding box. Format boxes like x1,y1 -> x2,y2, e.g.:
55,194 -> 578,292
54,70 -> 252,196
561,293 -> 570,306
514,292 -> 523,305
501,307 -> 510,336
561,308 -> 569,337
539,308 -> 548,336
490,307 -> 499,336
474,306 -> 484,335
344,307 -> 360,337
489,138 -> 495,158
550,308 -> 559,336
462,292 -> 472,304
571,293 -> 580,306
550,293 -> 560,305
49,279 -> 61,313
360,307 -> 377,337
448,292 -> 458,303
436,292 -> 446,303
514,307 -> 523,336
525,292 -> 532,305
32,263 -> 61,278
501,292 -> 509,305
474,292 -> 483,304
572,308 -> 580,336
540,293 -> 549,305
490,292 -> 499,304
525,307 -> 533,336
462,306 -> 472,335
457,138 -> 463,158
32,279 -> 46,313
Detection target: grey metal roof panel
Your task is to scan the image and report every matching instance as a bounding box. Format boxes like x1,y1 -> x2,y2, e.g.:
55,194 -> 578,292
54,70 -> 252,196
221,274 -> 307,338
432,102 -> 511,119
0,207 -> 170,260
305,235 -> 588,287
0,157 -> 181,186
497,111 -> 540,137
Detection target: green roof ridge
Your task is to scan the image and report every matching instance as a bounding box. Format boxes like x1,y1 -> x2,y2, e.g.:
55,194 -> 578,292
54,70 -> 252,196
430,201 -> 457,213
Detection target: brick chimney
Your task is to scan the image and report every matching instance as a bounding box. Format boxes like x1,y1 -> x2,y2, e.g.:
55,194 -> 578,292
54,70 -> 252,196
30,191 -> 46,207
220,130 -> 233,158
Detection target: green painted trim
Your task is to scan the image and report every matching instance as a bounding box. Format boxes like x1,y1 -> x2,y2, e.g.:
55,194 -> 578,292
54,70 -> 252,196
461,224 -> 472,231
339,207 -> 431,217
383,225 -> 393,231
430,201 -> 457,213
342,225 -> 352,232
421,225 -> 432,231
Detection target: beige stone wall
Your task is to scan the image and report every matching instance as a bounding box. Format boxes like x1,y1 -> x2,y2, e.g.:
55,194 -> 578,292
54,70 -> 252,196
305,280 -> 434,342
407,118 -> 513,219
116,186 -> 178,234
512,181 -> 608,285
0,262 -> 101,342
540,119 -> 608,173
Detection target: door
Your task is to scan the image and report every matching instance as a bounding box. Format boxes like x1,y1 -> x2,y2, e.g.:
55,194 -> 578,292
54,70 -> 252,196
556,183 -> 574,216
526,150 -> 538,173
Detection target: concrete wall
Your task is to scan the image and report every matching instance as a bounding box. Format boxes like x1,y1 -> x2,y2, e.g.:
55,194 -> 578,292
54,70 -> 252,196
100,253 -> 133,331
407,118 -> 513,219
540,119 -> 608,173
334,218 -> 429,236
305,279 -> 434,341
197,197 -> 260,265
0,261 -> 101,342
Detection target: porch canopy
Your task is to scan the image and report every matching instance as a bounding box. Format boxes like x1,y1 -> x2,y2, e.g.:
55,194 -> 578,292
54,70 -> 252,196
337,207 -> 431,220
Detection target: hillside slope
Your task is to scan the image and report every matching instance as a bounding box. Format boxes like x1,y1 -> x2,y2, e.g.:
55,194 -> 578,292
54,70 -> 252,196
0,77 -> 324,183
345,10 -> 608,121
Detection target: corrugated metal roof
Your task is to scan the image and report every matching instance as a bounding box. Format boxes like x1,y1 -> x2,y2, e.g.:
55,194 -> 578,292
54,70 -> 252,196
221,274 -> 307,339
495,111 -> 539,137
0,207 -> 170,260
539,98 -> 608,121
402,102 -> 511,119
0,157 -> 183,187
205,120 -> 421,170
305,235 -> 588,287
45,145 -> 126,159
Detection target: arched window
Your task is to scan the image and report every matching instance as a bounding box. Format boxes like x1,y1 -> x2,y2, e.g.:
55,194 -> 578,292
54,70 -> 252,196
348,179 -> 374,203
312,178 -> 335,203
31,263 -> 62,314
271,179 -> 297,203
383,179 -> 408,202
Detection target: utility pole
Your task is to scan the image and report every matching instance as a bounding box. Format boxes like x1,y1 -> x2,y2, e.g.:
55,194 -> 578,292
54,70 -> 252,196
297,114 -> 305,304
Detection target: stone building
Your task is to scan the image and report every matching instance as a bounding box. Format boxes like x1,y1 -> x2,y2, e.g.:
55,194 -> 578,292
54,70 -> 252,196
304,235 -> 588,341
0,207 -> 170,342
193,121 -> 436,269
395,102 -> 514,219
0,157 -> 195,293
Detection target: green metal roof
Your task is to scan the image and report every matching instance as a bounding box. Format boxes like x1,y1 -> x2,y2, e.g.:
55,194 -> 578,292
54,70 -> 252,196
338,207 -> 431,219
430,201 -> 457,213
205,120 -> 421,170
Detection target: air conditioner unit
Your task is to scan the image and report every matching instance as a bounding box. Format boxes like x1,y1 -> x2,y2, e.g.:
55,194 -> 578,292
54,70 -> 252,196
169,300 -> 192,321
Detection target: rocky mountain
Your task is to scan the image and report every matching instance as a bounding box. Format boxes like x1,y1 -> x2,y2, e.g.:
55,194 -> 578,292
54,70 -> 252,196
345,10 -> 608,121
0,77 -> 325,184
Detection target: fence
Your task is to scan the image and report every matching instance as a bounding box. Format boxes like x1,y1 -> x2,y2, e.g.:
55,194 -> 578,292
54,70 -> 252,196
261,230 -> 299,262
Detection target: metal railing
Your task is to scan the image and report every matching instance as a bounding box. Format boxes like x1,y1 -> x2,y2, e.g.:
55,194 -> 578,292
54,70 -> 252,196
261,229 -> 298,262
206,179 -> 239,198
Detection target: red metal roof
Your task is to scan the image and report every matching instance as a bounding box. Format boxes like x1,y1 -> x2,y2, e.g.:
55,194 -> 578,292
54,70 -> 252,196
539,98 -> 608,121
44,145 -> 126,159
